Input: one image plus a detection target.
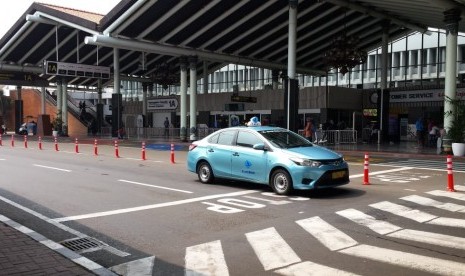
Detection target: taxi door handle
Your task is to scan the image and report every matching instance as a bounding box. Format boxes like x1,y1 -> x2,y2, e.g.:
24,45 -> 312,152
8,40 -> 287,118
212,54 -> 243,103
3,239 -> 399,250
208,148 -> 214,152
232,152 -> 239,156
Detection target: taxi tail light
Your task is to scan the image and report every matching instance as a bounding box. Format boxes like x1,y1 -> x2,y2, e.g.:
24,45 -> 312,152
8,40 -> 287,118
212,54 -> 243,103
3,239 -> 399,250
188,144 -> 197,151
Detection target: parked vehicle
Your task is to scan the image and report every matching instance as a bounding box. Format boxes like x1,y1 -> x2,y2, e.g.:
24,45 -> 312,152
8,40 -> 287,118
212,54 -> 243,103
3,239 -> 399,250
18,123 -> 28,135
187,125 -> 349,195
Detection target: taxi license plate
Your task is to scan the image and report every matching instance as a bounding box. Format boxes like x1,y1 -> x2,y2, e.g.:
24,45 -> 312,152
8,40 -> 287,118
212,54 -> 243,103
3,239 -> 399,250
332,171 -> 346,179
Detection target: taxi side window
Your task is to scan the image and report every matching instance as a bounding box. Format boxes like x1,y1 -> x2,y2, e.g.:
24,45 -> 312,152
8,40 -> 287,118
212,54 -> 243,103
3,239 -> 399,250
208,133 -> 219,144
236,131 -> 262,148
217,130 -> 236,145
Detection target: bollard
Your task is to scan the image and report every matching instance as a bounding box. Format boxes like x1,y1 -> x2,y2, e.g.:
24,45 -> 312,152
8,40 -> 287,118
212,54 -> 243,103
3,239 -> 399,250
170,143 -> 175,164
54,137 -> 59,151
24,135 -> 28,148
94,139 -> 98,156
11,135 -> 14,147
363,153 -> 370,185
0,134 -> 2,146
141,142 -> 146,160
38,136 -> 42,150
447,155 -> 456,192
114,140 -> 120,158
75,138 -> 79,153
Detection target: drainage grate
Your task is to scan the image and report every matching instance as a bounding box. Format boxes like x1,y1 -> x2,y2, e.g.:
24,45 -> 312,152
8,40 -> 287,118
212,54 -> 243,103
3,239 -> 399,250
60,237 -> 104,253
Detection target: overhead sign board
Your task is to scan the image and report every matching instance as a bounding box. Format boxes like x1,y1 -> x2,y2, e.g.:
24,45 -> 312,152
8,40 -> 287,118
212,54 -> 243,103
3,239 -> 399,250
231,95 -> 257,103
147,98 -> 179,110
0,71 -> 48,86
45,61 -> 110,79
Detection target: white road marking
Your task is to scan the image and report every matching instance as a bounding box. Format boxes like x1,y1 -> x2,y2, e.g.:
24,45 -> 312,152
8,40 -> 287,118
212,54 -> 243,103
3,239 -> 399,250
33,164 -> 71,172
52,190 -> 259,222
274,261 -> 361,276
338,208 -> 465,250
455,185 -> 465,191
372,163 -> 465,173
349,167 -> 412,178
404,189 -> 417,191
389,229 -> 465,250
0,194 -> 129,256
336,209 -> 401,235
340,244 -> 465,275
245,227 -> 301,271
305,217 -> 465,274
369,201 -> 437,223
0,158 -> 5,161
401,195 -> 465,212
296,216 -> 358,251
428,217 -> 465,228
110,256 -> 155,276
185,240 -> 229,276
370,201 -> 465,228
118,179 -> 193,194
426,190 -> 465,201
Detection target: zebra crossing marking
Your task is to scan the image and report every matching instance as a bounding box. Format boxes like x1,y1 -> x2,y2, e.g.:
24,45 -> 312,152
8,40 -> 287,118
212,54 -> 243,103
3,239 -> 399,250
299,216 -> 465,275
337,209 -> 465,250
335,209 -> 401,235
185,240 -> 229,276
274,261 -> 361,276
369,201 -> 437,222
109,256 -> 155,276
400,195 -> 465,212
340,244 -> 465,276
426,190 -> 465,201
375,159 -> 465,172
245,227 -> 301,271
370,201 -> 465,228
181,188 -> 465,275
296,217 -> 358,251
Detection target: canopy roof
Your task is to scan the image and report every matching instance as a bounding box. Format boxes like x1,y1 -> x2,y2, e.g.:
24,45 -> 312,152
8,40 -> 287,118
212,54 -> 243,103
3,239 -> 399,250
0,0 -> 464,88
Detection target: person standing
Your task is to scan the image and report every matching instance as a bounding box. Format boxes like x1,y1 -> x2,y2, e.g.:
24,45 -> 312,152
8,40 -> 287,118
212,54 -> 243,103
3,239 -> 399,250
164,117 -> 170,137
415,117 -> 425,147
304,118 -> 313,142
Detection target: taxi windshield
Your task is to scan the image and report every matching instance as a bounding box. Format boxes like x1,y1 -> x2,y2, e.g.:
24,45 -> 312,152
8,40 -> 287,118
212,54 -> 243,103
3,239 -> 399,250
258,129 -> 312,149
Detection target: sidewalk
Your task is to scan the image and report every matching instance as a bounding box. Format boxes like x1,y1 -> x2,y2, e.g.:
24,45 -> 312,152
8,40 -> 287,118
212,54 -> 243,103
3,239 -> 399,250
0,136 -> 459,275
0,214 -> 115,276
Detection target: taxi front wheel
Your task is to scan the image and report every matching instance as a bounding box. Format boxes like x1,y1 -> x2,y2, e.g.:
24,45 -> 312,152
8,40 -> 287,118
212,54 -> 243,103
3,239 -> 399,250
270,169 -> 293,195
197,161 -> 214,183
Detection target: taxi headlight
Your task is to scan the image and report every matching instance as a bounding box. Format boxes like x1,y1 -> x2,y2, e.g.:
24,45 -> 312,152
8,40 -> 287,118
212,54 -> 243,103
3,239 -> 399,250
290,157 -> 322,167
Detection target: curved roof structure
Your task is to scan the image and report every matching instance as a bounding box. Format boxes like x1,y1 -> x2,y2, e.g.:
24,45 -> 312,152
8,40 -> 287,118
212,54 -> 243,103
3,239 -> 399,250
0,0 -> 464,88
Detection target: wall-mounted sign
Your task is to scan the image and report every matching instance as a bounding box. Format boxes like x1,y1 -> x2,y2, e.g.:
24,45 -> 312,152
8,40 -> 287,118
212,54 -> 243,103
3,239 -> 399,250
390,89 -> 465,103
231,95 -> 257,103
45,61 -> 110,79
147,98 -> 178,110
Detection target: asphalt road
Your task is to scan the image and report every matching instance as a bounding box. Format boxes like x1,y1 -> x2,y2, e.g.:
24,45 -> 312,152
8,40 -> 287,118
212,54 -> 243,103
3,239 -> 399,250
1,140 -> 465,275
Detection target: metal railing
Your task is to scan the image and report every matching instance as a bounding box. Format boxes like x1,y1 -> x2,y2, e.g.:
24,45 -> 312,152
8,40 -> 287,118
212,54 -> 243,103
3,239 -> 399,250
95,127 -> 221,140
95,127 -> 357,144
298,129 -> 357,144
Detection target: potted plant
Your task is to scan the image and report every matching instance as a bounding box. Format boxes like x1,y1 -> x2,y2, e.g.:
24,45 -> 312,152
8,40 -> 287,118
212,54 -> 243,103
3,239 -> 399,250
445,96 -> 465,156
51,112 -> 62,137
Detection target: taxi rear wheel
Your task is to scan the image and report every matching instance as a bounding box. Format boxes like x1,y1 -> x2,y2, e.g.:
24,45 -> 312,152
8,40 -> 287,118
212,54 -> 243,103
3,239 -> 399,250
270,169 -> 293,195
197,161 -> 214,183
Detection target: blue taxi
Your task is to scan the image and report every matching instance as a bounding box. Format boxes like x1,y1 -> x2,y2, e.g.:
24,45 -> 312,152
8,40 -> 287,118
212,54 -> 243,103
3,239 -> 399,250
187,124 -> 349,195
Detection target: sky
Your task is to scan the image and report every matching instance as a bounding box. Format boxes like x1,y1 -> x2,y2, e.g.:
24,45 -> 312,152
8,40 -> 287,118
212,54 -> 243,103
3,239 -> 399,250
0,0 -> 121,38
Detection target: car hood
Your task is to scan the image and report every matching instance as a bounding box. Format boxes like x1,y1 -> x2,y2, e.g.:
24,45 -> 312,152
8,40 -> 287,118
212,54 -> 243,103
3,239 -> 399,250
282,145 -> 342,160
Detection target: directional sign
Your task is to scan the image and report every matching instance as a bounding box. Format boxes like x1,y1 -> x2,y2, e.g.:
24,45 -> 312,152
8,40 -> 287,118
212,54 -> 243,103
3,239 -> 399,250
0,71 -> 48,86
147,98 -> 178,110
45,61 -> 110,79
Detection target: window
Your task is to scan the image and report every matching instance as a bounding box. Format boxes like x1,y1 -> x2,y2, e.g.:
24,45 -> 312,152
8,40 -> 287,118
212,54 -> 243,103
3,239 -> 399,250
236,131 -> 262,148
208,133 -> 219,144
217,130 -> 236,145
